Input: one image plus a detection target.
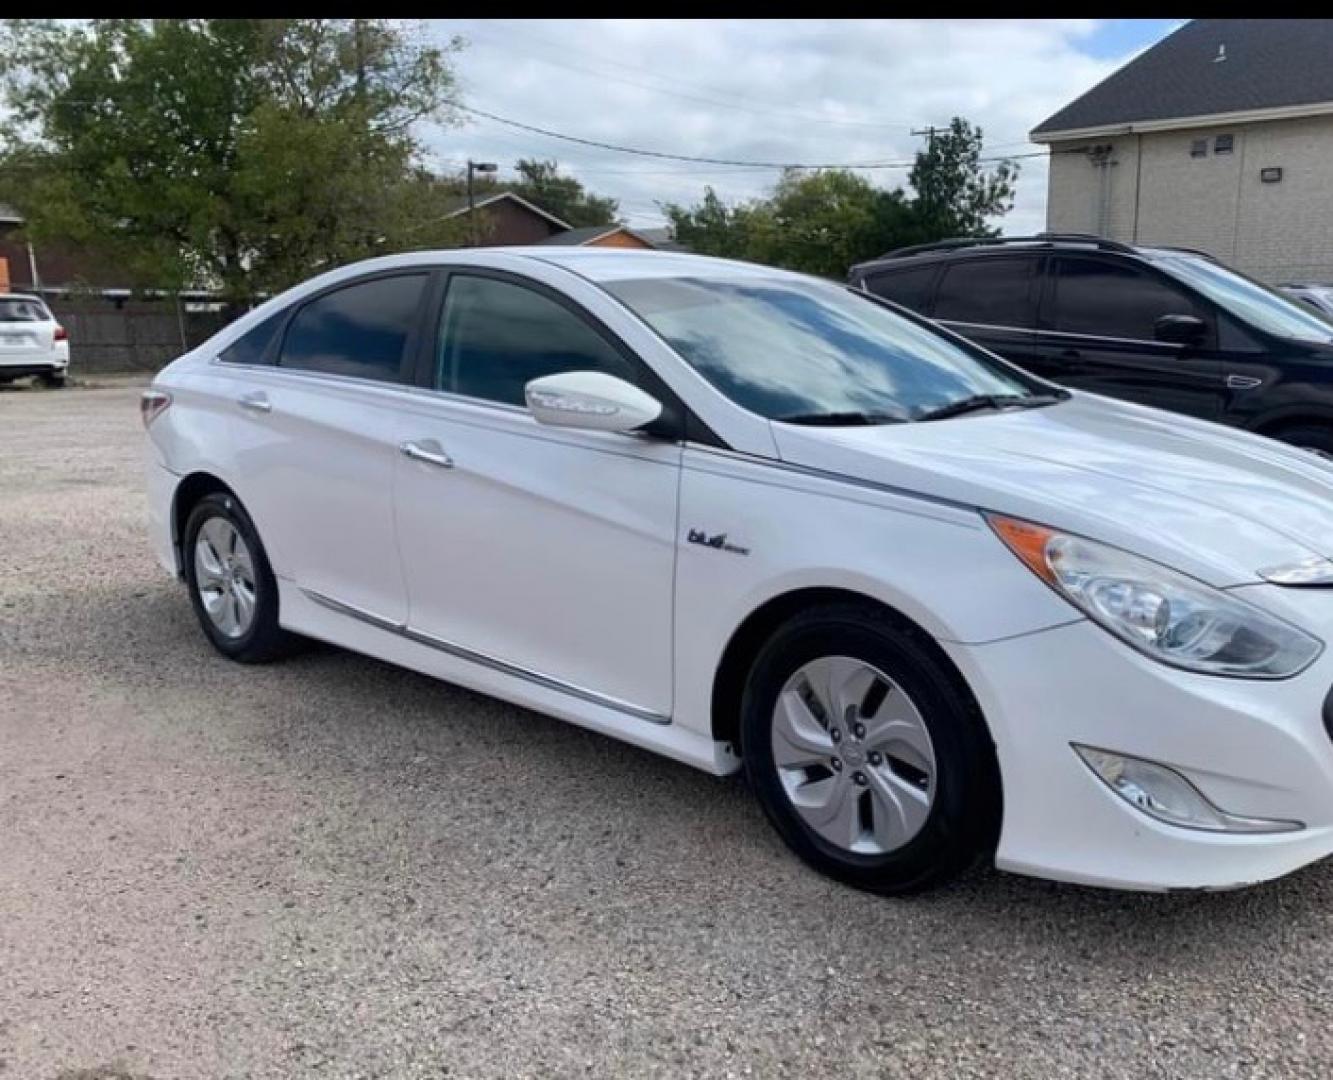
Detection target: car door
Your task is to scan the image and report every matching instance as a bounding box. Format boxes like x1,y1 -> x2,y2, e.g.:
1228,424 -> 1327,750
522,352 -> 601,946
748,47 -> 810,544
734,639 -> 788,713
926,254 -> 1044,374
1031,255 -> 1225,419
222,270 -> 432,625
393,269 -> 682,720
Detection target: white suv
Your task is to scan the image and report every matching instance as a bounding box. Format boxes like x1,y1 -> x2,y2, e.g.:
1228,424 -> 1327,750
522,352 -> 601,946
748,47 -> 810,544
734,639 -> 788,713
0,293 -> 69,386
143,248 -> 1333,895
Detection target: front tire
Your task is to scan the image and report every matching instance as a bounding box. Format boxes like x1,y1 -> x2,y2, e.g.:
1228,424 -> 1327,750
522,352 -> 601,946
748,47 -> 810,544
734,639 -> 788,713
741,604 -> 1001,895
182,492 -> 294,663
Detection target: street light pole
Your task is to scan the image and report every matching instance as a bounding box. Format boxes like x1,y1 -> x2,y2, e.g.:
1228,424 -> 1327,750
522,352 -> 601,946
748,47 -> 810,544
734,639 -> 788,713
466,160 -> 498,246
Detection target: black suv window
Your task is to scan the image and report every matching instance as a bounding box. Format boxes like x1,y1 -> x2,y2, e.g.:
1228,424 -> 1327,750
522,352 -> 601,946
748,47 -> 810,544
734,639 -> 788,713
1049,257 -> 1207,341
932,257 -> 1036,327
279,274 -> 427,383
437,274 -> 636,406
862,265 -> 937,313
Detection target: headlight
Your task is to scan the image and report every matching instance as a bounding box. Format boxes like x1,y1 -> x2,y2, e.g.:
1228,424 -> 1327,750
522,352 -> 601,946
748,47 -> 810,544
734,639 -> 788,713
987,514 -> 1322,678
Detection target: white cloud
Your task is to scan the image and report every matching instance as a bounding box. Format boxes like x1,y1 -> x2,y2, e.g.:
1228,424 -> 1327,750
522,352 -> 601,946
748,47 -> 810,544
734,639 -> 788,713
421,19 -> 1148,236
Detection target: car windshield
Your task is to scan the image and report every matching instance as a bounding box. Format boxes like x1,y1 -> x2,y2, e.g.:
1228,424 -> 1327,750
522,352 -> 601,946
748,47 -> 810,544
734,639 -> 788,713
604,274 -> 1038,422
1153,254 -> 1333,344
0,298 -> 47,322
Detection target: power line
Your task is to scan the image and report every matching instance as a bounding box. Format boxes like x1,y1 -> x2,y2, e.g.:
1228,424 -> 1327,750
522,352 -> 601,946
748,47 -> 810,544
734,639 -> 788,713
457,104 -> 1051,170
465,22 -> 923,133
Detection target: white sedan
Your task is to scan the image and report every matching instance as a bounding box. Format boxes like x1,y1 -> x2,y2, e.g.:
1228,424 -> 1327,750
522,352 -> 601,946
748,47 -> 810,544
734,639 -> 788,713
143,248 -> 1333,894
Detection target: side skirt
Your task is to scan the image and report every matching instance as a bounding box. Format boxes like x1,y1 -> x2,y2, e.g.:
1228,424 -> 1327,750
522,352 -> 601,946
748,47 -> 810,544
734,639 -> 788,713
277,581 -> 739,777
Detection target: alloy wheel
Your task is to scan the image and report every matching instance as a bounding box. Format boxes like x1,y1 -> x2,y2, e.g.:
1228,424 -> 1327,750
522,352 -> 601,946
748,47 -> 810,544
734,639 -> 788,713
193,516 -> 258,639
771,655 -> 936,855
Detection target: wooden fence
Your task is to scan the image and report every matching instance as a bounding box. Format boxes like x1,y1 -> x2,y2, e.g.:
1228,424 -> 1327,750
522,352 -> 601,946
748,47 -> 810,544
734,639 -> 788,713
45,297 -> 240,374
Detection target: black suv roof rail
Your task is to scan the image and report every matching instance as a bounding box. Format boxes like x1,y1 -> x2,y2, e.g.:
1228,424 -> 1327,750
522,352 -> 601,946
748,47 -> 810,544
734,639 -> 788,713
876,232 -> 1140,261
1147,244 -> 1220,262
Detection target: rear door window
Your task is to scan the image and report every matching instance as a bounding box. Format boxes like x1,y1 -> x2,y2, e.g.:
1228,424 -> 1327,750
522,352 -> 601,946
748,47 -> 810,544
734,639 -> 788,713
1049,257 -> 1209,342
861,265 -> 937,313
279,274 -> 427,383
220,311 -> 285,366
932,257 -> 1037,328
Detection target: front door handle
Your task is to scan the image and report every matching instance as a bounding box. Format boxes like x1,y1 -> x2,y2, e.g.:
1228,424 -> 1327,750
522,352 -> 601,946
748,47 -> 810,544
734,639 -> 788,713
1058,348 -> 1086,373
400,439 -> 454,469
237,391 -> 272,414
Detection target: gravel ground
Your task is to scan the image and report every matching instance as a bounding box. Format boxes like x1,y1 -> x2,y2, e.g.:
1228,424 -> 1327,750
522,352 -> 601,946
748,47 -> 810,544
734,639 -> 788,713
4,382 -> 1333,1080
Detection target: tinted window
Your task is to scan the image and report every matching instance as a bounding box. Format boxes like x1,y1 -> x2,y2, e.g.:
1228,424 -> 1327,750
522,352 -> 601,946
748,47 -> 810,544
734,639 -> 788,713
438,275 -> 636,406
1050,258 -> 1205,340
932,257 -> 1035,327
280,274 -> 426,382
220,311 -> 284,365
0,298 -> 48,322
606,275 -> 1036,422
862,266 -> 936,313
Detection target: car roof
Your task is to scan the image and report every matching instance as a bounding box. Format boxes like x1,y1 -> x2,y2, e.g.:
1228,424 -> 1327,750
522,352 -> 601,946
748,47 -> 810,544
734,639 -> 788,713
498,245 -> 812,285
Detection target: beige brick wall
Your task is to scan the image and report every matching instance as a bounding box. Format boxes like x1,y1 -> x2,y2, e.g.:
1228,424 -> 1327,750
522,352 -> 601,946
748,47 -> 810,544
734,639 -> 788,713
1044,114 -> 1333,283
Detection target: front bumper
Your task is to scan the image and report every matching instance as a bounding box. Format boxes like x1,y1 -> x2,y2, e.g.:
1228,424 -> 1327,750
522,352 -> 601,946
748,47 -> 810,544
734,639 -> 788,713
945,603 -> 1333,891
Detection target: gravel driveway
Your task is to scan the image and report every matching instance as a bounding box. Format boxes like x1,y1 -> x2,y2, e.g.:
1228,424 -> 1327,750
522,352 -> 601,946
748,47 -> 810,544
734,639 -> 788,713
3,382 -> 1333,1079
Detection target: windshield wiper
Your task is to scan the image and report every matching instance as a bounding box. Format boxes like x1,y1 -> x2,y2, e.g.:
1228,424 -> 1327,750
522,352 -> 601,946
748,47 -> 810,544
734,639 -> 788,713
773,411 -> 907,427
914,392 -> 1067,423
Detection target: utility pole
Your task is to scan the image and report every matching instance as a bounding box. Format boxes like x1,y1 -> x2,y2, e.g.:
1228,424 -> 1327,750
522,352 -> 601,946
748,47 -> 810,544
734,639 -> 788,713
911,125 -> 938,149
466,160 -> 498,246
912,126 -> 939,223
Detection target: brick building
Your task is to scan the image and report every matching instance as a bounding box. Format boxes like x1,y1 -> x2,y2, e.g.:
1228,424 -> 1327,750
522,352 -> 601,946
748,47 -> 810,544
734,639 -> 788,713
1032,19 -> 1333,283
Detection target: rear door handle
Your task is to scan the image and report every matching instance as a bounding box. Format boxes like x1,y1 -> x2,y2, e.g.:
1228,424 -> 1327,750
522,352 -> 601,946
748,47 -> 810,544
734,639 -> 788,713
1058,348 -> 1085,372
400,439 -> 454,469
237,391 -> 271,414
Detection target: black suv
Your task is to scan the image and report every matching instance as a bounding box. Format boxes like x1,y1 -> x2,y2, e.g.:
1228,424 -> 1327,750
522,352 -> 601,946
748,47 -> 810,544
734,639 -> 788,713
849,234 -> 1333,452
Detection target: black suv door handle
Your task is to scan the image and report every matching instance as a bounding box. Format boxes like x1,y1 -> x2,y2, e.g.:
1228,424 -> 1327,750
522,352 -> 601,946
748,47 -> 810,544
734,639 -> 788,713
1059,348 -> 1085,372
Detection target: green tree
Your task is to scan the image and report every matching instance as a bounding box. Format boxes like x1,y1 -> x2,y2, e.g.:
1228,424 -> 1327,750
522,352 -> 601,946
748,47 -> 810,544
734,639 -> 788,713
509,159 -> 618,228
909,117 -> 1018,239
664,187 -> 771,262
0,19 -> 465,299
663,117 -> 1018,276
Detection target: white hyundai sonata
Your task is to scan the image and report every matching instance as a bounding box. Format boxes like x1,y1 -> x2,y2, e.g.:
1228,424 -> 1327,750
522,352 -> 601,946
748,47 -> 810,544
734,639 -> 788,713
143,248 -> 1333,894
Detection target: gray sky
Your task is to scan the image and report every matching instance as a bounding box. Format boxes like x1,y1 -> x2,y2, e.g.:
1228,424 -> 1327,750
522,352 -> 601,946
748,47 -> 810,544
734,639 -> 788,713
421,19 -> 1181,234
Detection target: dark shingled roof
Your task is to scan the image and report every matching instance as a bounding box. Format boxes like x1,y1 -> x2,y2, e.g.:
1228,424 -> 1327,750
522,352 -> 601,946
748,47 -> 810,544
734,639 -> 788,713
1032,19 -> 1333,139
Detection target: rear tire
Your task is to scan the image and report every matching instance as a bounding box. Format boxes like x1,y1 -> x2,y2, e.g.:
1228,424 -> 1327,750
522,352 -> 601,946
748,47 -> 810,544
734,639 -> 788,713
39,372 -> 67,388
740,603 -> 1001,895
182,492 -> 295,663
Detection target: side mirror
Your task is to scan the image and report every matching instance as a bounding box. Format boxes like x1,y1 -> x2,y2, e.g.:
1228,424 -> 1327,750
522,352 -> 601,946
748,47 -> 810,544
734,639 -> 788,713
525,371 -> 663,433
1154,313 -> 1206,346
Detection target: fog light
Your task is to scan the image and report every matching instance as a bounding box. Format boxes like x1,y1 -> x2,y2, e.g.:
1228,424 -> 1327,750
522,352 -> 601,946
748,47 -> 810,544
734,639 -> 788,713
1073,745 -> 1302,834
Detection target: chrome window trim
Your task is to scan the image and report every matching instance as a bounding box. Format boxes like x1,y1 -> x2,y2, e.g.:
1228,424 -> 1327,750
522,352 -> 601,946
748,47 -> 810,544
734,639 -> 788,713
301,588 -> 672,725
212,354 -> 531,416
215,356 -> 682,470
939,319 -> 1186,350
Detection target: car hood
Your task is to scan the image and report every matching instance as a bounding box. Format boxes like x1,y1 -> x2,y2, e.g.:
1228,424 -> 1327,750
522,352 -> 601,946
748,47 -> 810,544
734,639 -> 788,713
770,394 -> 1333,587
